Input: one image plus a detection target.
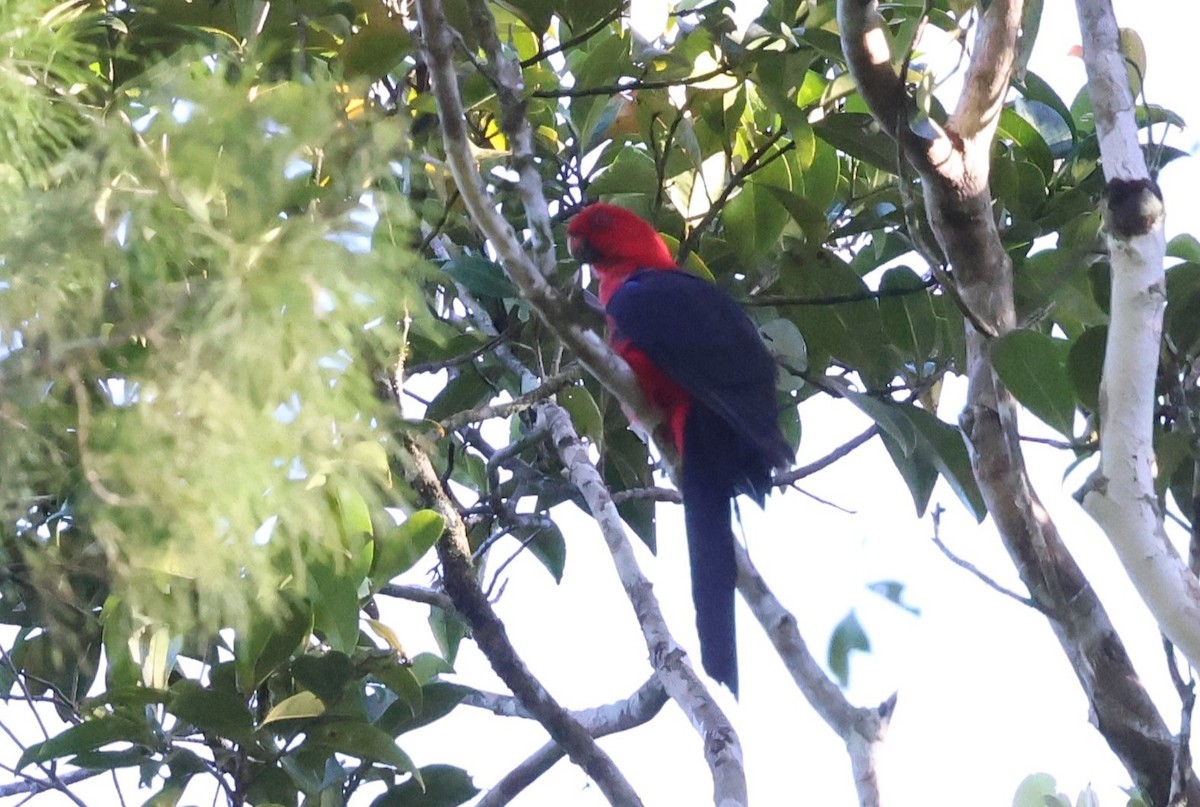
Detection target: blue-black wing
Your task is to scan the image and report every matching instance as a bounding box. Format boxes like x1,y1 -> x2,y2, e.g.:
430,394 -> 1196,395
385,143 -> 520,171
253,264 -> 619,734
606,269 -> 791,476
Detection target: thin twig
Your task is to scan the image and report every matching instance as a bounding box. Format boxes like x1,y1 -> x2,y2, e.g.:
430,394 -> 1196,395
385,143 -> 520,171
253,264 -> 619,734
745,277 -> 937,307
776,427 -> 878,486
376,583 -> 455,611
530,64 -> 733,99
1163,637 -> 1195,807
520,6 -> 625,68
679,130 -> 791,261
0,769 -> 99,799
436,366 -> 581,434
930,507 -> 1042,612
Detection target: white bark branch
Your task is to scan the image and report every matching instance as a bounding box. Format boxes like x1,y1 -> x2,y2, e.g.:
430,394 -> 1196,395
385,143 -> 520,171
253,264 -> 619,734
735,544 -> 892,807
540,401 -> 748,807
470,678 -> 669,807
840,0 -> 1197,799
1074,0 -> 1200,670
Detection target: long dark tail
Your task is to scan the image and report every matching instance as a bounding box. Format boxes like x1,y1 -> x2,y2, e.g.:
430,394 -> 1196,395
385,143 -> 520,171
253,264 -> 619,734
682,407 -> 739,696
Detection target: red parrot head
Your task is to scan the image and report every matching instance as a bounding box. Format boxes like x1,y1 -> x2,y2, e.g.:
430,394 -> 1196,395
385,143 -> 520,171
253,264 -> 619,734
567,203 -> 677,304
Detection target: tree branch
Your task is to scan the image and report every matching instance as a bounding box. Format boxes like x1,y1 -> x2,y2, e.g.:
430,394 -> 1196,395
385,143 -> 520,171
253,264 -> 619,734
947,0 -> 1023,141
475,677 -> 669,807
1074,0 -> 1200,685
838,0 -> 1200,801
400,435 -> 645,807
539,401 -> 748,806
775,427 -> 878,487
0,769 -> 100,800
376,583 -> 454,611
462,0 -> 555,275
734,543 -> 892,807
413,0 -> 679,471
436,366 -> 581,434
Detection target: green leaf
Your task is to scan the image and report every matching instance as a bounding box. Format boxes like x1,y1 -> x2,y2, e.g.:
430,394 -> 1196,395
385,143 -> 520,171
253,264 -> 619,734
877,267 -> 936,366
261,691 -> 327,726
142,782 -> 186,807
235,600 -> 314,695
765,186 -> 828,246
855,398 -> 984,520
510,519 -> 566,583
759,317 -> 808,392
429,605 -> 469,666
408,653 -> 454,685
371,510 -> 445,587
69,748 -> 152,771
904,406 -> 986,522
1013,249 -> 1108,339
724,181 -> 791,259
339,17 -> 413,78
1168,234 -> 1200,263
867,581 -> 920,616
588,147 -> 658,197
999,107 -> 1054,179
827,610 -> 870,687
780,252 -> 893,385
424,367 -> 494,424
333,481 -> 374,539
502,0 -> 553,33
306,721 -> 418,774
19,715 -> 154,770
559,386 -> 604,444
991,330 -> 1077,437
308,558 -> 363,654
559,0 -> 624,34
167,681 -> 256,744
292,651 -> 357,702
367,658 -> 423,718
1166,262 -> 1200,358
370,764 -> 480,807
878,431 -> 937,517
845,392 -> 917,455
378,681 -> 471,736
1018,71 -> 1077,142
814,113 -> 897,173
1013,773 -> 1066,807
101,597 -> 140,691
601,423 -> 657,552
1067,326 -> 1107,412
442,255 -> 518,300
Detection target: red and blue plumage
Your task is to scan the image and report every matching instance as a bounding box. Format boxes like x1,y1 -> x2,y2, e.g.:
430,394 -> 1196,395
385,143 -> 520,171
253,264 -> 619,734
567,203 -> 792,695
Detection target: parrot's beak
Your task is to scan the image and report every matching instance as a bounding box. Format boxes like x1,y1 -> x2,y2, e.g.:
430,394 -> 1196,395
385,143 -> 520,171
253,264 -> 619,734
566,233 -> 598,264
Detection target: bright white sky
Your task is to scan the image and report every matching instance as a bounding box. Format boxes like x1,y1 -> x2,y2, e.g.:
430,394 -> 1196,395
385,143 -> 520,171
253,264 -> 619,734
388,3 -> 1200,806
5,2 -> 1200,806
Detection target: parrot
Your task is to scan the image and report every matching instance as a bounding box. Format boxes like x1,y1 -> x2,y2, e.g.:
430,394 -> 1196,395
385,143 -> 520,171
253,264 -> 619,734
566,202 -> 793,696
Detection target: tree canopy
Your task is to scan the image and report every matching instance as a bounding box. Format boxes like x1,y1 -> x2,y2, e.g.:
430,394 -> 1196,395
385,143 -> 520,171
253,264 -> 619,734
0,0 -> 1195,804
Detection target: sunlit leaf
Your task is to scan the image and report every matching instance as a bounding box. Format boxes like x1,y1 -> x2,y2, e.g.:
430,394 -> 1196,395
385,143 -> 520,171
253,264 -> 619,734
261,691 -> 327,725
